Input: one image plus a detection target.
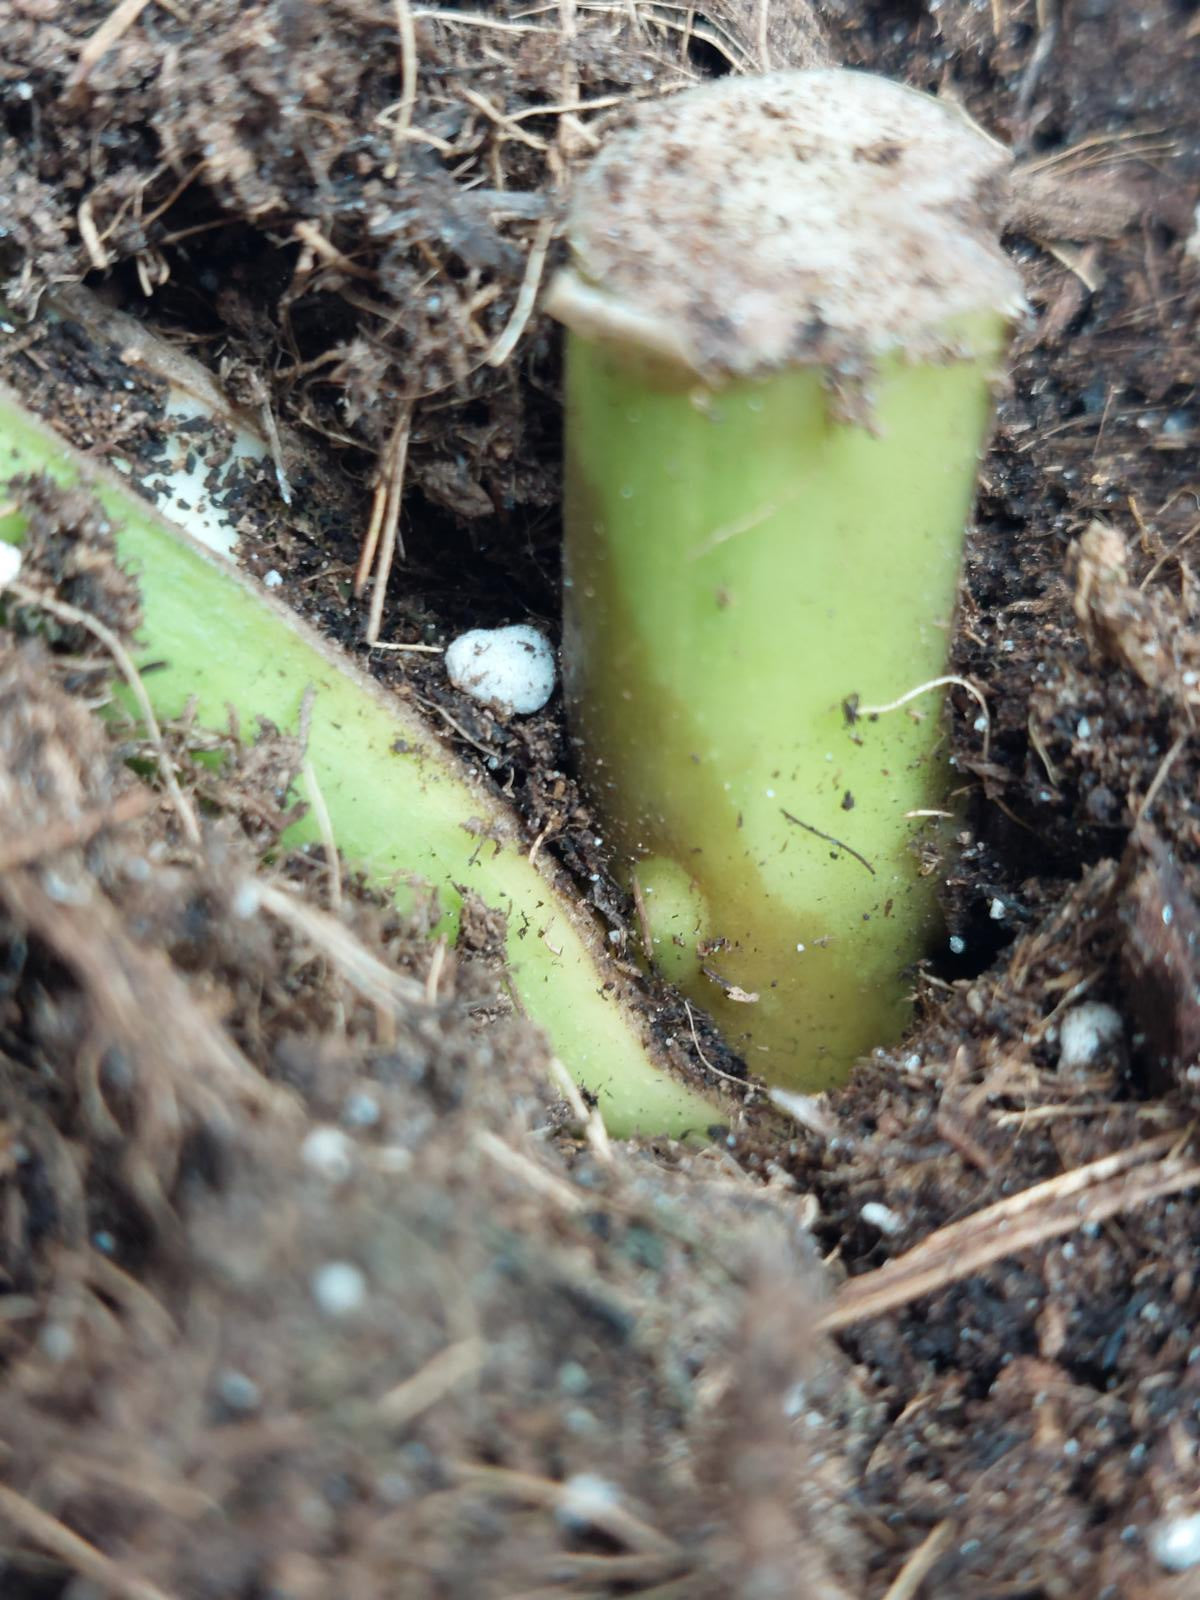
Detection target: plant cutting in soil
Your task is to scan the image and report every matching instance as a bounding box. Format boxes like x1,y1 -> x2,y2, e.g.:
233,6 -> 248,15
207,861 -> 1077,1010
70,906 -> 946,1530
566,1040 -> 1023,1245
1,2 -> 1199,1597
550,66 -> 1022,1087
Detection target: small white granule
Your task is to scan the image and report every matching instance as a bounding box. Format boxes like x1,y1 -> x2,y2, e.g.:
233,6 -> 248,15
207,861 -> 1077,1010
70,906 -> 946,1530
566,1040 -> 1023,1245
445,624 -> 555,715
1149,1513 -> 1200,1572
342,1090 -> 381,1129
301,1125 -> 356,1182
556,1473 -> 621,1531
38,1322 -> 75,1363
263,568 -> 283,589
310,1261 -> 367,1317
231,880 -> 260,919
1186,201 -> 1200,264
861,1201 -> 904,1237
1058,1002 -> 1123,1072
0,543 -> 22,588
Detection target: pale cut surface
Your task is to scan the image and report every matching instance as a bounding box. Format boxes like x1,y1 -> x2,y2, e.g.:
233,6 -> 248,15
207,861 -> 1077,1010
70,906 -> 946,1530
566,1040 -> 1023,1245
547,69 -> 1024,380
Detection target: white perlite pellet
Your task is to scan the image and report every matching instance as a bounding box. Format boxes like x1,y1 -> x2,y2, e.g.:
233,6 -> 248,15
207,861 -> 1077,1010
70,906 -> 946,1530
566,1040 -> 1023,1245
1186,201 -> 1200,264
555,1473 -> 622,1530
1058,1001 -> 1124,1072
300,1125 -> 356,1182
1149,1513 -> 1200,1572
0,543 -> 22,588
445,623 -> 556,715
310,1261 -> 367,1317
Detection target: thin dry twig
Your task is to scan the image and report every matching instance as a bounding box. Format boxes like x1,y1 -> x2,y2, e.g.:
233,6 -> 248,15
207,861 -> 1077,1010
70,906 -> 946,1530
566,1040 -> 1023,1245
301,758 -> 343,912
548,1055 -> 614,1161
571,0 -> 751,70
77,195 -> 111,271
629,866 -> 656,964
2,870 -> 289,1121
67,0 -> 155,89
1139,519 -> 1200,590
487,213 -> 556,368
508,92 -> 640,122
255,880 -> 426,1009
0,788 -> 151,874
472,1128 -> 587,1212
780,807 -> 875,876
851,675 -> 991,762
412,7 -> 557,34
87,1250 -> 179,1346
817,1132 -> 1200,1334
291,220 -> 377,284
526,815 -> 557,866
50,1455 -> 216,1523
0,1482 -> 177,1600
362,405 -> 414,644
427,698 -> 501,758
377,1337 -> 484,1425
548,1054 -> 591,1123
354,468 -> 388,597
992,1103 -> 1173,1128
767,1085 -> 835,1140
557,0 -> 581,165
683,999 -> 752,1089
881,1521 -> 955,1600
1014,0 -> 1060,126
9,580 -> 202,847
1020,127 -> 1175,179
368,639 -> 444,653
1136,730 -> 1189,825
461,86 -> 549,152
391,0 -> 419,148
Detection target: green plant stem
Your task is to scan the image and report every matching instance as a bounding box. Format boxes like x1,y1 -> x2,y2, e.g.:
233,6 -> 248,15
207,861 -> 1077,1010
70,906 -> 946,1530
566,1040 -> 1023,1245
550,68 -> 1021,1089
563,317 -> 1008,1088
0,383 -> 721,1137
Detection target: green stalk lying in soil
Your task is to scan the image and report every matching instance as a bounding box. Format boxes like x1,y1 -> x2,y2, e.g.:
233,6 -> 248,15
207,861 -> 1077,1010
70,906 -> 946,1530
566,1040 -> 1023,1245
547,68 -> 1023,1090
0,383 -> 722,1138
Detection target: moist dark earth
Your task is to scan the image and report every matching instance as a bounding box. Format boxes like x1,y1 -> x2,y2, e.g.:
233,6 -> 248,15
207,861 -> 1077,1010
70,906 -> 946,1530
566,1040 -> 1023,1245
1,1 -> 1200,1596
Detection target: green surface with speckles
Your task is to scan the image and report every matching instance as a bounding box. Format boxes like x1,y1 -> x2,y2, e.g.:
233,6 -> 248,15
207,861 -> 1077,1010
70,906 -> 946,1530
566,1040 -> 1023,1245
564,316 -> 1010,1088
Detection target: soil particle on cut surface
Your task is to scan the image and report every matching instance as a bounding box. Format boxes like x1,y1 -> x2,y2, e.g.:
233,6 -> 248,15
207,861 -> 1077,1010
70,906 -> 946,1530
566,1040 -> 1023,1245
2,0 -> 1200,1596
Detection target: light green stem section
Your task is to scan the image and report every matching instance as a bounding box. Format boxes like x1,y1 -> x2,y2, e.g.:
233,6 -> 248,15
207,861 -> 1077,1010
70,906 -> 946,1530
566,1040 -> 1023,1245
564,320 -> 1008,1089
0,383 -> 720,1137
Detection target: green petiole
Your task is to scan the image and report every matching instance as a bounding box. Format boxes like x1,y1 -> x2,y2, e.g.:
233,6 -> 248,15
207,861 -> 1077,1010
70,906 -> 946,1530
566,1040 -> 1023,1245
0,383 -> 722,1137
